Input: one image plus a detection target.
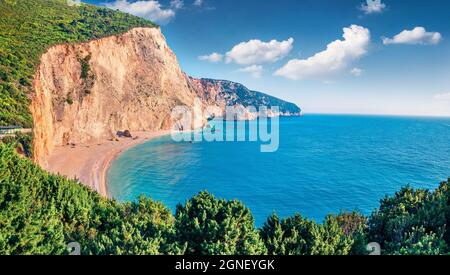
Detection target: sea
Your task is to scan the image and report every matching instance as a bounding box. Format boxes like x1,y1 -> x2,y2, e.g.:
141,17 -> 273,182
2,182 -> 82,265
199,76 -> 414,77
108,114 -> 450,226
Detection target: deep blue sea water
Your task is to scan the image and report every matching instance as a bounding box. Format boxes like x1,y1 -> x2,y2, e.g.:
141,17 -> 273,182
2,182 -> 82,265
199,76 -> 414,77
108,115 -> 450,225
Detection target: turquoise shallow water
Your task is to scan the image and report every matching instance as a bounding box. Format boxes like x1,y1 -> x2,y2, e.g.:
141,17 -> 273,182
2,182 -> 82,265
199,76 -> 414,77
108,115 -> 450,225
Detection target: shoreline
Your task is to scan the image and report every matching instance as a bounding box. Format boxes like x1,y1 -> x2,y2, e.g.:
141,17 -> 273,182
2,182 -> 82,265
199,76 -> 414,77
46,131 -> 170,197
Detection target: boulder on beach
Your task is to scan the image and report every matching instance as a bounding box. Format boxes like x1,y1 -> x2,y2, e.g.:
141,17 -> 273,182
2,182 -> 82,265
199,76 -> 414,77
116,130 -> 132,138
123,130 -> 132,138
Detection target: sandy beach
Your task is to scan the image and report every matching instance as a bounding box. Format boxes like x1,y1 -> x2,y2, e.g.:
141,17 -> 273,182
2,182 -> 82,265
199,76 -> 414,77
46,131 -> 170,197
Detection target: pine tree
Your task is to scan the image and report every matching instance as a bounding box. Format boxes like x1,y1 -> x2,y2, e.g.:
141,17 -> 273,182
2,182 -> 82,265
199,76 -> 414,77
174,192 -> 266,255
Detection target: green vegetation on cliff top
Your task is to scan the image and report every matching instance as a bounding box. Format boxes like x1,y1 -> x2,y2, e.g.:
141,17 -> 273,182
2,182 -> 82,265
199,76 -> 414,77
0,0 -> 156,127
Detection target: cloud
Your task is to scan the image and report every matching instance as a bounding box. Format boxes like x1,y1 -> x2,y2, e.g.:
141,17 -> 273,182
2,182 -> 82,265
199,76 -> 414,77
66,0 -> 81,6
193,0 -> 203,6
433,93 -> 450,101
383,27 -> 442,45
238,65 -> 264,78
198,52 -> 223,63
104,0 -> 175,25
360,0 -> 386,14
225,38 -> 294,65
170,0 -> 184,9
350,68 -> 363,77
275,25 -> 370,80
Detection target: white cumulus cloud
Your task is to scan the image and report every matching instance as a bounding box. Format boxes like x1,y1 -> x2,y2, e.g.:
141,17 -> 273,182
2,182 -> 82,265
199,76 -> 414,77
275,25 -> 370,81
383,27 -> 442,45
193,0 -> 203,6
238,65 -> 264,78
350,67 -> 363,77
225,38 -> 294,65
105,0 -> 176,25
198,52 -> 223,63
433,93 -> 450,101
360,0 -> 386,14
170,0 -> 184,9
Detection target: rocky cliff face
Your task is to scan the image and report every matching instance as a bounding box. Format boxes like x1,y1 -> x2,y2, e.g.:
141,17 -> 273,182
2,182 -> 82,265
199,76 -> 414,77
31,27 -> 300,166
31,27 -> 202,166
188,78 -> 301,119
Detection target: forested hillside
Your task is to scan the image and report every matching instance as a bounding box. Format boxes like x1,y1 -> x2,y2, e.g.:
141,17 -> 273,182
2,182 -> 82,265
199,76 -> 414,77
0,0 -> 156,127
1,143 -> 449,255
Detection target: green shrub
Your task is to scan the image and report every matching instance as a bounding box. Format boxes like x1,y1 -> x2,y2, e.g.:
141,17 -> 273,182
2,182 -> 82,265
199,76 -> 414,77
392,226 -> 447,255
0,132 -> 33,157
79,54 -> 91,80
260,213 -> 354,255
174,191 -> 266,255
334,211 -> 368,255
0,143 -> 174,255
368,183 -> 448,254
66,95 -> 73,105
0,141 -> 449,255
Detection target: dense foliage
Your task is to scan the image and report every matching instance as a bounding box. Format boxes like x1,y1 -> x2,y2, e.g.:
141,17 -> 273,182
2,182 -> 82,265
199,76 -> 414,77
0,143 -> 449,255
0,144 -> 181,255
260,213 -> 363,255
368,184 -> 449,255
174,192 -> 266,255
0,0 -> 156,127
0,132 -> 33,157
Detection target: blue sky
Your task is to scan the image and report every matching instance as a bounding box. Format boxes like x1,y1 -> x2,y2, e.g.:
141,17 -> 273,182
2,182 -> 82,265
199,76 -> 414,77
85,0 -> 450,116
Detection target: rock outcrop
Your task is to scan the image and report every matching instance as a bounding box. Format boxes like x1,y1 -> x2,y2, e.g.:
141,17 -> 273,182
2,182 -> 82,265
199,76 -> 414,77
31,27 -> 300,166
31,27 -> 203,166
188,78 -> 302,119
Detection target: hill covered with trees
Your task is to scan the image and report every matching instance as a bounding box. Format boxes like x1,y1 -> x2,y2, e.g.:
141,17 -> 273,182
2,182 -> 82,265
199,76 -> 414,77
1,143 -> 449,255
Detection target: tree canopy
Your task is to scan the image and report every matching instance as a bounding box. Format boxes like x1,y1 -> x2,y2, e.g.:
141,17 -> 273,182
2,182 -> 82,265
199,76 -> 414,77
0,143 -> 449,255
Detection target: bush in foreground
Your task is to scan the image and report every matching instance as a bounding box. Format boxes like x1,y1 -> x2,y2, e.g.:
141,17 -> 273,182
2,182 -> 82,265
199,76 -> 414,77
0,143 -> 449,255
174,192 -> 266,255
0,144 -> 174,255
260,213 -> 363,255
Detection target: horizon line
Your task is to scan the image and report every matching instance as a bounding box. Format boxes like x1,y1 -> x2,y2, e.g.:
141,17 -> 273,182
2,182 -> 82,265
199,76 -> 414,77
303,112 -> 450,119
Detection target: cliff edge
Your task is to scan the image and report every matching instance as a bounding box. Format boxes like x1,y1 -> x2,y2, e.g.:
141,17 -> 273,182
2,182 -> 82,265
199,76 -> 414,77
31,27 -> 301,167
31,27 -> 202,166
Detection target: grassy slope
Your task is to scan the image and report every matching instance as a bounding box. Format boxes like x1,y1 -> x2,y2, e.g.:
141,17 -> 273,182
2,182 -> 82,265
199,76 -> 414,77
0,0 -> 156,127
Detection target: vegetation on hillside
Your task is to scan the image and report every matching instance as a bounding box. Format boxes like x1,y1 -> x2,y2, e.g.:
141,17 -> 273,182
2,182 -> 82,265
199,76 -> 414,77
199,78 -> 302,115
0,0 -> 156,128
0,143 -> 449,255
0,132 -> 33,157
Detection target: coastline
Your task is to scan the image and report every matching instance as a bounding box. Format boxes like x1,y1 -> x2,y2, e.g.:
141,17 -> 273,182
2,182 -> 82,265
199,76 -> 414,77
46,131 -> 170,197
